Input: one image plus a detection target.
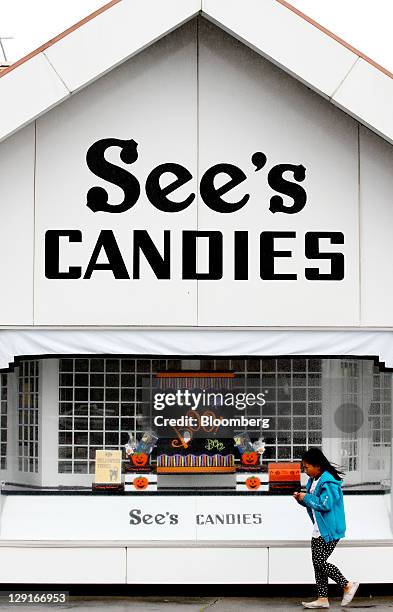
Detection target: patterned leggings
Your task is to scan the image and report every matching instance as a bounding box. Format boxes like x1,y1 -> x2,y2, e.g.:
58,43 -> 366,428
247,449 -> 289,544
311,536 -> 348,598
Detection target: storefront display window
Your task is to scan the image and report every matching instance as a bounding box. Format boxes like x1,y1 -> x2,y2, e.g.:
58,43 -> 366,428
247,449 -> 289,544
0,373 -> 7,470
17,360 -> 39,474
0,356 -> 391,493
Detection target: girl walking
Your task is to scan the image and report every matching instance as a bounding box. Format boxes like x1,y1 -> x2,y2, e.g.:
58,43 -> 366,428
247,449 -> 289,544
293,448 -> 359,609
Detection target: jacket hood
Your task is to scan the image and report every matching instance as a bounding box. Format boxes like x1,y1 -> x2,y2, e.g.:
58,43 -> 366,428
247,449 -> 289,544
313,470 -> 343,487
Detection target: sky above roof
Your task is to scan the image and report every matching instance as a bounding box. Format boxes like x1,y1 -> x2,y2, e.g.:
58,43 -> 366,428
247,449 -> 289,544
1,0 -> 392,74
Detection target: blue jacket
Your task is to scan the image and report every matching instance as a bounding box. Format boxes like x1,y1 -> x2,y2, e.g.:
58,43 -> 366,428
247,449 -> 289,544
297,470 -> 346,543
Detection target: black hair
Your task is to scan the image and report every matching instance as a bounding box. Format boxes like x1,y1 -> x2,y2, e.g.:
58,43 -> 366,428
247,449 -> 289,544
301,447 -> 345,481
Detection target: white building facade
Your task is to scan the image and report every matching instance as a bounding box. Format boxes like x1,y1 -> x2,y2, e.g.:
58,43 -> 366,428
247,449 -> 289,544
0,0 -> 392,585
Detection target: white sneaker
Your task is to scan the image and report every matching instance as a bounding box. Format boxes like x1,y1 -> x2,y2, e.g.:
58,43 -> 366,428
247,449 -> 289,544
302,601 -> 330,609
341,581 -> 359,606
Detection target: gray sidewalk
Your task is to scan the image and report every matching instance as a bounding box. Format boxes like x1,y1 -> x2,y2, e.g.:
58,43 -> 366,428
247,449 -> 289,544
69,596 -> 393,611
0,595 -> 391,611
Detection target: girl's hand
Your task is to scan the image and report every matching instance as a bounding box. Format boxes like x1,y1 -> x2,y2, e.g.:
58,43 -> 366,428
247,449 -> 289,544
293,491 -> 306,501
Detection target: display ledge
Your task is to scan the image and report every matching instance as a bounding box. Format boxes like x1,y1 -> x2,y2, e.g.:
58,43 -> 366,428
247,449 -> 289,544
0,539 -> 392,547
156,467 -> 236,473
1,488 -> 389,496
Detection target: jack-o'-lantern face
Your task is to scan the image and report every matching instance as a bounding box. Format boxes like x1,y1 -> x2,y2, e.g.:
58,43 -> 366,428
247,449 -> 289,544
246,476 -> 261,490
131,452 -> 148,467
133,477 -> 149,490
241,452 -> 258,466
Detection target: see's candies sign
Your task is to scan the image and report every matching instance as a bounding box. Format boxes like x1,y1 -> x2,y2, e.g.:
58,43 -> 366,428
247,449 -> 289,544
44,138 -> 344,283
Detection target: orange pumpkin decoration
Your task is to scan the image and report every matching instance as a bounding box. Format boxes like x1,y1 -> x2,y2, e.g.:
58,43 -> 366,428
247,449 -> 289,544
241,451 -> 259,466
246,476 -> 261,490
131,452 -> 148,467
133,476 -> 149,490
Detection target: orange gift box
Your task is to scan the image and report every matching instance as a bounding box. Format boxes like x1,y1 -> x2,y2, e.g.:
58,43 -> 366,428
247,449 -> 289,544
268,462 -> 301,482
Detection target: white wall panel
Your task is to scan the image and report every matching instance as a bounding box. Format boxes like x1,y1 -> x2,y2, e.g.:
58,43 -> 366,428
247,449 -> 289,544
0,124 -> 34,324
127,547 -> 268,583
34,22 -> 197,325
0,544 -> 389,584
334,547 -> 393,583
195,495 -> 310,541
0,496 -> 197,541
269,547 -> 313,583
197,21 -> 359,326
269,546 -> 393,584
1,494 -> 390,542
360,127 -> 393,326
0,547 -> 126,583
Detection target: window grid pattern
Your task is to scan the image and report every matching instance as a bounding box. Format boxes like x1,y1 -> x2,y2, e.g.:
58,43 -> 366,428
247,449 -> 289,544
369,368 -> 392,471
58,358 -> 182,474
340,360 -> 359,473
59,357 -> 323,473
202,358 -> 322,462
0,374 -> 8,470
18,360 -> 39,473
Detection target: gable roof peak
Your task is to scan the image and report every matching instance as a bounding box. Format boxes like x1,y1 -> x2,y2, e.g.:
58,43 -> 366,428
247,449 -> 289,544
0,0 -> 392,145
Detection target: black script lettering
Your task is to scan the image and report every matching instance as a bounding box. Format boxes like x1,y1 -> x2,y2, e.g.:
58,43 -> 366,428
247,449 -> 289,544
251,152 -> 267,172
129,508 -> 178,525
146,163 -> 195,213
86,138 -> 140,213
129,508 -> 142,525
200,163 -> 249,213
155,514 -> 166,525
268,164 -> 307,214
260,231 -> 297,280
305,232 -> 345,280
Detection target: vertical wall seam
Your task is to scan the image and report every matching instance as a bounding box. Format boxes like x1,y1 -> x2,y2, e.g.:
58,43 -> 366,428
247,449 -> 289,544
196,16 -> 200,327
358,123 -> 361,327
33,121 -> 37,326
267,546 -> 270,584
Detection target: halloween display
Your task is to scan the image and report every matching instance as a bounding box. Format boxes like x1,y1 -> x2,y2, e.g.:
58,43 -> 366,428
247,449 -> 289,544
268,462 -> 301,492
135,432 -> 158,455
124,472 -> 158,492
124,431 -> 158,473
101,372 -> 284,493
245,476 -> 261,490
124,432 -> 137,457
133,476 -> 149,490
233,432 -> 254,455
157,452 -> 235,472
241,451 -> 259,466
131,452 -> 149,467
156,438 -> 236,474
